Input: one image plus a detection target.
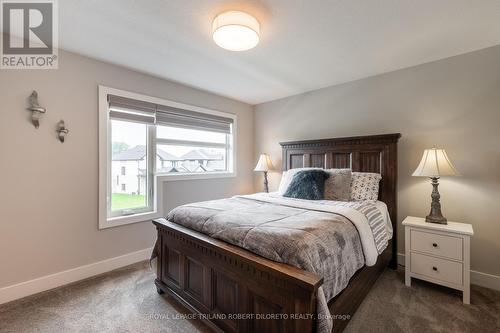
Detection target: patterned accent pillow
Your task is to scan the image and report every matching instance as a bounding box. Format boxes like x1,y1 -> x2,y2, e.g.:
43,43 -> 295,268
283,170 -> 330,200
350,172 -> 382,201
324,169 -> 352,201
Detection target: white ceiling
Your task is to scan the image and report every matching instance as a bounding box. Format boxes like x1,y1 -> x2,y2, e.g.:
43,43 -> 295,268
59,0 -> 500,105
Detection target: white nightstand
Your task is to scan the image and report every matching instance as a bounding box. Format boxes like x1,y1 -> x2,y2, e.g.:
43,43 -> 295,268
403,216 -> 474,304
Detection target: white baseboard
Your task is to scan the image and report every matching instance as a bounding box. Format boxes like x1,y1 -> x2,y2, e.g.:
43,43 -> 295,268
469,270 -> 500,291
0,247 -> 153,305
396,252 -> 500,291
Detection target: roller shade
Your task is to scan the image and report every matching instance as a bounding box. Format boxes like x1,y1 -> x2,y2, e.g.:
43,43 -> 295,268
156,105 -> 233,134
108,94 -> 233,133
108,95 -> 156,124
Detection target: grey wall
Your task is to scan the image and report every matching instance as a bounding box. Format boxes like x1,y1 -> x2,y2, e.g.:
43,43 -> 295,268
1,43 -> 499,289
0,50 -> 254,288
254,45 -> 500,276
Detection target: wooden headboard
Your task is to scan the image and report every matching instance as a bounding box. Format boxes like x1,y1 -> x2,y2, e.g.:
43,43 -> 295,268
280,133 -> 401,266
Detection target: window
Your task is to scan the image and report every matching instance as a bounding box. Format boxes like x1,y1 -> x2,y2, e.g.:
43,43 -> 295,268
154,103 -> 233,175
99,86 -> 236,228
156,126 -> 231,174
109,117 -> 154,218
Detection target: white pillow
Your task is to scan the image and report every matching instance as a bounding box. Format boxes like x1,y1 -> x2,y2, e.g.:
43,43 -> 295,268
350,172 -> 382,201
277,168 -> 320,195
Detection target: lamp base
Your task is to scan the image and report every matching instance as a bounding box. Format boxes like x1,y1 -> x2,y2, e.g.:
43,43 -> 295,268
425,215 -> 447,224
263,171 -> 269,193
426,177 -> 448,225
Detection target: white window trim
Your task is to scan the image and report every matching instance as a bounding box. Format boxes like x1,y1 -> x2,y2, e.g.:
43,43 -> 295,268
98,85 -> 237,229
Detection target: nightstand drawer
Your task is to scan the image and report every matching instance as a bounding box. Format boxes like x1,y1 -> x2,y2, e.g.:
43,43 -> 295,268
410,229 -> 463,260
410,252 -> 463,285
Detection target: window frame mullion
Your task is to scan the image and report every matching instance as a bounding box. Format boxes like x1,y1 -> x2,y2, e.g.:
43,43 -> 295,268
147,124 -> 156,211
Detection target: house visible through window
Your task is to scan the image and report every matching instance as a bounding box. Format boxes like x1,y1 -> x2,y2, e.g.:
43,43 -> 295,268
101,87 -> 236,226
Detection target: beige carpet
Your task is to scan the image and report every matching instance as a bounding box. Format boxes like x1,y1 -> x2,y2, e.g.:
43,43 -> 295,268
1,261 -> 499,333
344,268 -> 500,333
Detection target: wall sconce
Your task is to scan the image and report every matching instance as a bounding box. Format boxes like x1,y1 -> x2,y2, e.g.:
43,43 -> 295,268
56,120 -> 69,143
27,90 -> 46,128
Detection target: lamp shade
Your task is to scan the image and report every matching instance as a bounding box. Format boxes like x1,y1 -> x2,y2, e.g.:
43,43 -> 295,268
412,148 -> 460,177
254,154 -> 273,172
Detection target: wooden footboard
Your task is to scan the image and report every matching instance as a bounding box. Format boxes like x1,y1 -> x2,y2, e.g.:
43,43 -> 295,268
153,218 -> 323,333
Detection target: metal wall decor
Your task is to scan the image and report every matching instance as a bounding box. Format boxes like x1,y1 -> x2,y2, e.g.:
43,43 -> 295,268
56,120 -> 69,143
27,90 -> 46,128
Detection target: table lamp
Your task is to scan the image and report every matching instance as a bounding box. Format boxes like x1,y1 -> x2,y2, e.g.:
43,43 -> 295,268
412,148 -> 460,224
254,154 -> 273,193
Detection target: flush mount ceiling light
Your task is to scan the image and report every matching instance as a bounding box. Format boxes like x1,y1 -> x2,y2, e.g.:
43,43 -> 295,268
212,11 -> 260,51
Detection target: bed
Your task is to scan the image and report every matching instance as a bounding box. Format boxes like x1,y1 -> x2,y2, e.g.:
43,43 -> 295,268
152,133 -> 401,333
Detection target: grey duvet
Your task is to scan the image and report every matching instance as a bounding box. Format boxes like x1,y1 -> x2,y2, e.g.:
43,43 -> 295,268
165,193 -> 390,333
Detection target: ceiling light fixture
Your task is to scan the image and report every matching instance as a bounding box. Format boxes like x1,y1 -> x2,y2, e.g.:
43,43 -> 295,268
212,11 -> 260,51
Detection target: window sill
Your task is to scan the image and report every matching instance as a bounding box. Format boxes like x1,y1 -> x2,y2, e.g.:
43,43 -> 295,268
100,211 -> 162,230
156,172 -> 236,182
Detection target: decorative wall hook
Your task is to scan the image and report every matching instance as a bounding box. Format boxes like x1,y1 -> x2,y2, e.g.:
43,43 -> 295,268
27,90 -> 46,128
56,120 -> 69,143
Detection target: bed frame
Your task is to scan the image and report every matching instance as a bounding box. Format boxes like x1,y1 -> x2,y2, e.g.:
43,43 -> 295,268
153,133 -> 401,333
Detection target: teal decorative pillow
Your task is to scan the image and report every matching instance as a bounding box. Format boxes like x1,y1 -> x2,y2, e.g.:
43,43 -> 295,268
283,170 -> 330,200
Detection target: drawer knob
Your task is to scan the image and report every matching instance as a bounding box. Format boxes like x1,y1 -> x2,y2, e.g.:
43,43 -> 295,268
432,243 -> 438,248
432,266 -> 438,271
